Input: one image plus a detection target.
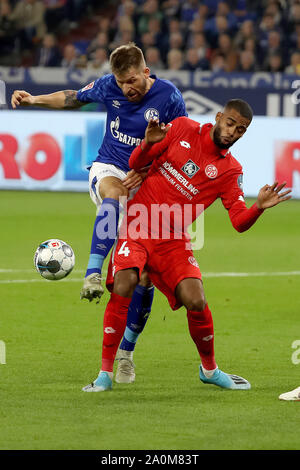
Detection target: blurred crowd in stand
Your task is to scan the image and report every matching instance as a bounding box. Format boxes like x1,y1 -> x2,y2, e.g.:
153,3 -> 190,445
0,0 -> 300,74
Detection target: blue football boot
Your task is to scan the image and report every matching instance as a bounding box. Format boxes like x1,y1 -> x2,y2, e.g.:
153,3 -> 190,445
199,366 -> 251,390
82,371 -> 113,392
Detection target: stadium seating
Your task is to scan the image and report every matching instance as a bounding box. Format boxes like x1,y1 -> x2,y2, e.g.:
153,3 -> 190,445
0,0 -> 299,74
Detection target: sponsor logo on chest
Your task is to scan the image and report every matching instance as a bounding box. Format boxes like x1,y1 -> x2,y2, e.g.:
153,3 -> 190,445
162,161 -> 199,195
110,116 -> 141,147
181,159 -> 200,178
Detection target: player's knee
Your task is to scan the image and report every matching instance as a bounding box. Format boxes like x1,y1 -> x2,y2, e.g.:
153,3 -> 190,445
113,268 -> 139,298
138,270 -> 153,288
185,296 -> 207,312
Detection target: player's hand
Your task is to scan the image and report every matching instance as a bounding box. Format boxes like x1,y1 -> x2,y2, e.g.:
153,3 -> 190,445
145,119 -> 170,144
123,169 -> 143,190
256,181 -> 292,209
11,90 -> 35,109
137,168 -> 150,181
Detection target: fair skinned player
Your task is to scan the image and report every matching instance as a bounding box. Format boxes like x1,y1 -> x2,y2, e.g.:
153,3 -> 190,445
83,99 -> 291,392
11,43 -> 187,383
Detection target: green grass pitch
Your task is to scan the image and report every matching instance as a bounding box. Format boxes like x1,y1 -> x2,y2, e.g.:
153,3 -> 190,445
0,190 -> 299,450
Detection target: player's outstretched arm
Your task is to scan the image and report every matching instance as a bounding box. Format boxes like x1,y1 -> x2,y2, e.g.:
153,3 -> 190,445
256,181 -> 292,210
226,180 -> 292,233
11,90 -> 85,110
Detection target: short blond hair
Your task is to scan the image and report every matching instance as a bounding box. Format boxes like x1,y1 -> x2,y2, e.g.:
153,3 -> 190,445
110,42 -> 146,75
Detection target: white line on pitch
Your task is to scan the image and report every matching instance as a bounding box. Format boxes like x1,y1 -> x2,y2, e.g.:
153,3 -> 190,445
1,271 -> 300,284
0,278 -> 84,284
204,271 -> 300,278
0,269 -> 86,273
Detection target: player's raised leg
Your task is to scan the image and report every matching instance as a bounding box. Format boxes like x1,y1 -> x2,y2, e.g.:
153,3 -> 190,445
175,278 -> 251,390
82,268 -> 139,391
81,174 -> 128,302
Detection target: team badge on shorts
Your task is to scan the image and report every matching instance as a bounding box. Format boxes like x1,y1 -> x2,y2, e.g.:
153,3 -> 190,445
144,108 -> 159,122
188,256 -> 199,268
181,160 -> 200,178
205,164 -> 218,179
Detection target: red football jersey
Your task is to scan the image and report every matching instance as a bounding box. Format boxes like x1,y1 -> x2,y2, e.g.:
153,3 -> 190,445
127,116 -> 263,237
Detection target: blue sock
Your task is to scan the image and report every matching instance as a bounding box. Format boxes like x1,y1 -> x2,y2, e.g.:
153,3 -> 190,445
120,285 -> 154,352
85,197 -> 120,278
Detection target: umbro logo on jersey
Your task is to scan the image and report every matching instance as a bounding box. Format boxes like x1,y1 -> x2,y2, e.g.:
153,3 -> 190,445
96,243 -> 108,251
181,160 -> 200,178
112,100 -> 121,108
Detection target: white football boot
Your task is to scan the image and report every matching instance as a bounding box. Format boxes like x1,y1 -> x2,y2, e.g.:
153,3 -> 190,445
279,386 -> 300,401
115,348 -> 136,383
80,273 -> 104,302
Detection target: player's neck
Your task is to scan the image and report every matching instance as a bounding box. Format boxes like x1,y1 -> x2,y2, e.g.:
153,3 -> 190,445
146,77 -> 155,93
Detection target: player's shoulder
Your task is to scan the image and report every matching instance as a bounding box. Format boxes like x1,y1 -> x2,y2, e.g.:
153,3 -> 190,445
154,77 -> 183,99
85,73 -> 116,95
170,116 -> 195,127
168,116 -> 199,133
78,74 -> 115,94
155,76 -> 180,91
164,116 -> 190,133
94,73 -> 115,88
226,152 -> 243,174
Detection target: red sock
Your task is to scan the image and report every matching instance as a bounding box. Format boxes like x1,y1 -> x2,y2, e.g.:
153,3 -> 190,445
187,305 -> 217,371
101,293 -> 131,372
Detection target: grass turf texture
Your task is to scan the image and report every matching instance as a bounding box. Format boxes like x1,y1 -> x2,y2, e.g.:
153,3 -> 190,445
0,190 -> 299,450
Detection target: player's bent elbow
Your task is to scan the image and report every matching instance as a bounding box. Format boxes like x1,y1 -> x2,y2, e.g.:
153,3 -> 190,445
233,223 -> 248,233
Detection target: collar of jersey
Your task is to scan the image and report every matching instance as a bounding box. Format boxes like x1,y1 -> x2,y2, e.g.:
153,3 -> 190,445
200,123 -> 230,158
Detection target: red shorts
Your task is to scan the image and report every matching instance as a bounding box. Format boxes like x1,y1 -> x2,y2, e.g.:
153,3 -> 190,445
106,236 -> 202,310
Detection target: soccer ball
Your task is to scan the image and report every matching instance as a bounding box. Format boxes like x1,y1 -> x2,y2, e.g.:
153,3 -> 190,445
34,239 -> 75,280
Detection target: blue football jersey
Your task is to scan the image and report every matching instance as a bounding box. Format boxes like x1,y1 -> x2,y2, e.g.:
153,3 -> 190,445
76,74 -> 187,172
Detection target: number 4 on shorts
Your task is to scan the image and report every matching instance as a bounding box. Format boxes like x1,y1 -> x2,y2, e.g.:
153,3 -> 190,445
118,241 -> 130,257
